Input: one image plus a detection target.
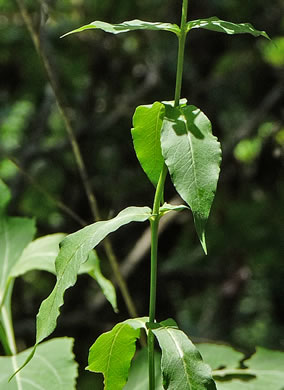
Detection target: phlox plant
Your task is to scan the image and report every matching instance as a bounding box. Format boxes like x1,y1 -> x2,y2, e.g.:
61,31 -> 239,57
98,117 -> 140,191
1,1 -> 284,389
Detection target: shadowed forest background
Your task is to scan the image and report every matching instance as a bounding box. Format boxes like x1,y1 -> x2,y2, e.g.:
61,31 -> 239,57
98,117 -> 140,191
0,0 -> 283,388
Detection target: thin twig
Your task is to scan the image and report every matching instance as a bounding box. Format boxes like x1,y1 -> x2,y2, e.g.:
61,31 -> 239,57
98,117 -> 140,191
15,0 -> 139,318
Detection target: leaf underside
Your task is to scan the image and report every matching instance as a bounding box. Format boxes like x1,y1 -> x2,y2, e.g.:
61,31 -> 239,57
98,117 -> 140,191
187,17 -> 269,39
1,338 -> 77,390
198,343 -> 284,390
62,19 -> 180,38
161,104 -> 222,254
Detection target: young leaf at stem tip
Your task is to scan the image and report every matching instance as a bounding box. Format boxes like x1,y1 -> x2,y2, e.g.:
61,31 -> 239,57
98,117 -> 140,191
161,104 -> 222,254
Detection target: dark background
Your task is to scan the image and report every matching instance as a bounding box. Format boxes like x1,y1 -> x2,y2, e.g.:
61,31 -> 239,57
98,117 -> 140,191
0,0 -> 283,388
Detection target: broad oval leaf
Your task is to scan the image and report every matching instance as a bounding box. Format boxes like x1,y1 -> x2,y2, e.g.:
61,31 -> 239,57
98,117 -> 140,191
36,206 -> 151,344
152,322 -> 216,390
132,102 -> 165,186
62,19 -> 180,38
1,338 -> 77,389
161,104 -> 222,254
187,17 -> 269,40
87,322 -> 140,390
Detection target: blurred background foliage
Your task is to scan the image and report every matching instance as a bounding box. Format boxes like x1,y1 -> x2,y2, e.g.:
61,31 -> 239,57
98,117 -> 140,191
0,0 -> 283,388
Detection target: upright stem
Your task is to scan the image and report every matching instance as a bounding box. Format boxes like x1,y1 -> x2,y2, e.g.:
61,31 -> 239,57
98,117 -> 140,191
148,1 -> 188,388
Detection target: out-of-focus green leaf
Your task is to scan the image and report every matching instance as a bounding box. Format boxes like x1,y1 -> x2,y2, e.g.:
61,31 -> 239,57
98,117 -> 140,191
234,138 -> 262,164
9,233 -> 66,277
0,338 -> 77,389
161,104 -> 222,254
132,102 -> 165,187
0,216 -> 35,306
187,17 -> 269,39
198,344 -> 284,390
151,321 -> 216,390
124,348 -> 163,390
260,37 -> 284,67
35,206 -> 151,344
62,19 -> 180,38
197,343 -> 243,370
87,322 -> 140,390
0,180 -> 11,213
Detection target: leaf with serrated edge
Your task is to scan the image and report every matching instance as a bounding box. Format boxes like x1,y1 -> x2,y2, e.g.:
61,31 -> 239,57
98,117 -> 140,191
132,102 -> 165,186
161,104 -> 222,254
61,19 -> 180,38
87,322 -> 140,390
152,323 -> 216,390
187,17 -> 269,39
197,343 -> 243,371
36,206 -> 151,345
1,338 -> 77,389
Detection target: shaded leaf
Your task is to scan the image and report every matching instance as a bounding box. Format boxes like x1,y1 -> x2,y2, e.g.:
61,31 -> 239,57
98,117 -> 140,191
0,216 -> 35,306
62,19 -> 180,38
161,104 -> 222,254
87,322 -> 140,390
124,348 -> 163,390
1,338 -> 77,389
132,102 -> 165,186
197,343 -> 243,371
152,322 -> 216,390
187,17 -> 269,39
0,180 -> 11,213
213,346 -> 284,390
85,250 -> 117,312
36,206 -> 151,344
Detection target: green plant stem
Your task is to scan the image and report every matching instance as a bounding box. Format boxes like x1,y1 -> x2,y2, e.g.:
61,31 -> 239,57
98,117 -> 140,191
148,1 -> 189,388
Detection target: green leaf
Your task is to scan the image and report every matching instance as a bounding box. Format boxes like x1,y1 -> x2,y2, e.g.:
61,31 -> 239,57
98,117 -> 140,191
84,250 -> 118,313
0,216 -> 35,306
9,233 -> 66,277
0,179 -> 11,213
210,346 -> 284,390
36,206 -> 151,344
187,17 -> 269,39
197,343 -> 243,371
160,202 -> 190,214
124,348 -> 163,390
152,323 -> 216,390
87,322 -> 140,390
62,19 -> 180,38
132,102 -> 165,186
160,104 -> 222,254
1,338 -> 77,389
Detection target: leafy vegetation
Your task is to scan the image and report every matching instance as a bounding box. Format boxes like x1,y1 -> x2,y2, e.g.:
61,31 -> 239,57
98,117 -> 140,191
0,0 -> 283,389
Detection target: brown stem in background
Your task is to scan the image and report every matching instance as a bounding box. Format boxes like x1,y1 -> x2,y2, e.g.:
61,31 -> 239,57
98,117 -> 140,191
15,0 -> 139,319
